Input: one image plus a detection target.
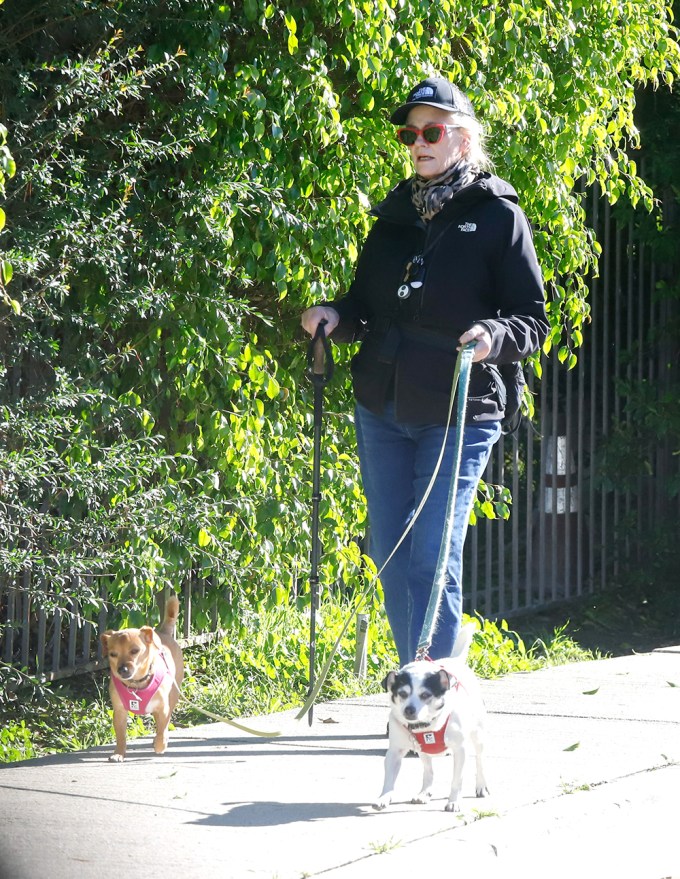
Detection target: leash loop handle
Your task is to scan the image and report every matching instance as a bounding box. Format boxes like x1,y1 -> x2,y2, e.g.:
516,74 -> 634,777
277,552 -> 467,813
307,319 -> 334,386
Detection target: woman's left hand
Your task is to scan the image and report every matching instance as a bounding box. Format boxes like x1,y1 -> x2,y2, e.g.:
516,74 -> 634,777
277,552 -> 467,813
458,324 -> 492,362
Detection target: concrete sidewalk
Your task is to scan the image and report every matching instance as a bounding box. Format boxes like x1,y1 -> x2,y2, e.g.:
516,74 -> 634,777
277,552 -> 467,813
1,649 -> 679,879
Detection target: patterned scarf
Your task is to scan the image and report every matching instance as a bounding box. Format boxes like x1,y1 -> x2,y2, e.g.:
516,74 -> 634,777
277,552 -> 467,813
411,158 -> 478,222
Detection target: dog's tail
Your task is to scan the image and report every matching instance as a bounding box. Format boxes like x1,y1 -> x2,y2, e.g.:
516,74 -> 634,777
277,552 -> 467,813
157,594 -> 180,636
450,622 -> 476,662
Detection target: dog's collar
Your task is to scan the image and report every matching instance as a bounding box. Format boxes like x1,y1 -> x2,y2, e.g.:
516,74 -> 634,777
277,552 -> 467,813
404,700 -> 450,735
121,670 -> 154,689
406,720 -> 432,731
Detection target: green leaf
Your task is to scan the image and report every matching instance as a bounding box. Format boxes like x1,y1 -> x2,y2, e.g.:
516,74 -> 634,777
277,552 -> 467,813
198,529 -> 212,548
563,742 -> 580,752
1,259 -> 12,285
582,688 -> 599,695
265,376 -> 280,399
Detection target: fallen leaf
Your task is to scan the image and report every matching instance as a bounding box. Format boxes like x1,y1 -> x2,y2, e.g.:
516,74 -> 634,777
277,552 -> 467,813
320,717 -> 339,724
582,688 -> 600,695
563,742 -> 580,752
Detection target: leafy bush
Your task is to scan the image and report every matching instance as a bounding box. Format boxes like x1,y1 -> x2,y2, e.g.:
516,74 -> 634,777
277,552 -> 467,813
0,721 -> 36,762
1,0 -> 678,624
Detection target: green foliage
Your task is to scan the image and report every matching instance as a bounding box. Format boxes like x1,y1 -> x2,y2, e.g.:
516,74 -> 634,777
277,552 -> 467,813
468,615 -> 597,678
0,0 -> 678,624
592,9 -> 680,557
471,481 -> 512,523
468,615 -> 533,677
0,120 -> 17,313
179,592 -> 396,722
0,721 -> 35,762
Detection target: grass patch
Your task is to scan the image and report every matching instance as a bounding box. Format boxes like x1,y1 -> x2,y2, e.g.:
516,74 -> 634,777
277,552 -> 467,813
468,616 -> 598,678
0,598 -> 596,763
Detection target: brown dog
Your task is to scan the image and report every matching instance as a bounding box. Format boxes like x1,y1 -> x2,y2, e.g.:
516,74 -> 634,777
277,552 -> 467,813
100,594 -> 184,762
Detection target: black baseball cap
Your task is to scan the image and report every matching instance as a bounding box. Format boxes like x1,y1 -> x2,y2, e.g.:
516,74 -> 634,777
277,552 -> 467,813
390,76 -> 476,125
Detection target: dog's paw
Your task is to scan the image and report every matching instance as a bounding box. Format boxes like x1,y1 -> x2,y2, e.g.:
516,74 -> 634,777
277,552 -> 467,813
476,785 -> 490,798
108,753 -> 125,763
444,799 -> 461,813
153,735 -> 169,754
372,795 -> 392,811
410,791 -> 432,805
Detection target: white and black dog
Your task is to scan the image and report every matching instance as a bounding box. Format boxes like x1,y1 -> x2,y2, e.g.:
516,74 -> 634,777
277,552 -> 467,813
374,623 -> 489,812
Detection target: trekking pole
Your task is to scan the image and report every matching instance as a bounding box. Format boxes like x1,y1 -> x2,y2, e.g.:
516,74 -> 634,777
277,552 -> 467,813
305,319 -> 333,725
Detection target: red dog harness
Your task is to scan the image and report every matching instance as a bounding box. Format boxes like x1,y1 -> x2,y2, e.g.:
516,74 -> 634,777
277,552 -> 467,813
411,718 -> 451,754
406,675 -> 465,755
112,648 -> 171,715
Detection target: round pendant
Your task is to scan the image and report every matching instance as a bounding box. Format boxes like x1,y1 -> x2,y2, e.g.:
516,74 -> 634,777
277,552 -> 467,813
397,284 -> 411,300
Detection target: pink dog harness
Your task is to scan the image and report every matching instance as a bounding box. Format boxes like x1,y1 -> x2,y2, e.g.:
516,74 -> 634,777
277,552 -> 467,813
112,648 -> 171,715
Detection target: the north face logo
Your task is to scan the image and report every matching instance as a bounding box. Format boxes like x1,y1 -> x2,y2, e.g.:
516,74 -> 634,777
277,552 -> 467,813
458,222 -> 477,232
411,86 -> 435,101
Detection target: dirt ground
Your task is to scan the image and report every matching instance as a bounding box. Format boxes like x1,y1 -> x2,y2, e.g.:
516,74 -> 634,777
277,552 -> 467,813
506,585 -> 680,658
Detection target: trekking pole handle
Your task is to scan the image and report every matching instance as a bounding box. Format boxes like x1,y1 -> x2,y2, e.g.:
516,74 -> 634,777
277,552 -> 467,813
307,319 -> 334,385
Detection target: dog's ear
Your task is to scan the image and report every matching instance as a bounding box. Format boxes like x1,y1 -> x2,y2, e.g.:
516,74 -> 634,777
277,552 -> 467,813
139,626 -> 161,649
100,632 -> 113,656
381,671 -> 397,691
438,668 -> 453,691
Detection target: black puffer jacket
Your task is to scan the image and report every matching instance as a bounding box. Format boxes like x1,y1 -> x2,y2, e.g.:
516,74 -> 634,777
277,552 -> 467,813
330,173 -> 549,425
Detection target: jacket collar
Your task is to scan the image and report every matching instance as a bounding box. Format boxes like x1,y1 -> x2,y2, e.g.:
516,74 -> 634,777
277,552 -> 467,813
370,172 -> 519,226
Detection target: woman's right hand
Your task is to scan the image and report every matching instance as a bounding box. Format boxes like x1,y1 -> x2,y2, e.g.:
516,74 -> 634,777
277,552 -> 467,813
301,305 -> 340,337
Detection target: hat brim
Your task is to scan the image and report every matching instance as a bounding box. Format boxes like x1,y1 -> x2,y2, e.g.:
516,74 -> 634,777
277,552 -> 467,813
390,101 -> 475,125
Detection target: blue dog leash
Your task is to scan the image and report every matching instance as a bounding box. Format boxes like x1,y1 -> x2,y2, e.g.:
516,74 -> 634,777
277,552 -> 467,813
415,342 -> 475,659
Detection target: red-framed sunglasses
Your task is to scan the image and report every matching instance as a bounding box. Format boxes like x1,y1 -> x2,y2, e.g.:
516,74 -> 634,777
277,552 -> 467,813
395,123 -> 455,146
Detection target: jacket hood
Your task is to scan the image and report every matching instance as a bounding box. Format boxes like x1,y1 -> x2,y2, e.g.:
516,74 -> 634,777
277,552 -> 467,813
370,172 -> 519,225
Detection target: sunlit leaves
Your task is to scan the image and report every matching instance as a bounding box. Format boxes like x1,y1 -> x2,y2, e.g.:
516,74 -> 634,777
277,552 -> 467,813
1,0 -> 678,620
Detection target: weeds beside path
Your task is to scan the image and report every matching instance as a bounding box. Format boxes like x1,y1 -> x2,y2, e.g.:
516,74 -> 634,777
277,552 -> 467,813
1,599 -> 604,764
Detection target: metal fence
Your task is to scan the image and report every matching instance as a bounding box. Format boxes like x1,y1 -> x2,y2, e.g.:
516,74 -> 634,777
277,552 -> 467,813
1,187 -> 678,679
465,184 -> 679,619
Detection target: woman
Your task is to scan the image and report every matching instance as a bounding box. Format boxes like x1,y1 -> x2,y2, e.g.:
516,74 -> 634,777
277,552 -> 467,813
301,76 -> 548,665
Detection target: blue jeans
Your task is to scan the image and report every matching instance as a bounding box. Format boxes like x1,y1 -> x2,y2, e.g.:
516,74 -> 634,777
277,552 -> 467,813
355,402 -> 501,665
